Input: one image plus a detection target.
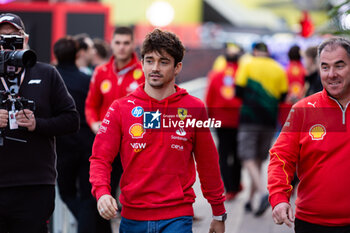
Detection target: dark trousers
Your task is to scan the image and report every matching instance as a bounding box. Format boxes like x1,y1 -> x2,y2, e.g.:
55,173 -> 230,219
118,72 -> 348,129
0,185 -> 55,233
295,218 -> 350,233
57,144 -> 113,233
216,127 -> 242,192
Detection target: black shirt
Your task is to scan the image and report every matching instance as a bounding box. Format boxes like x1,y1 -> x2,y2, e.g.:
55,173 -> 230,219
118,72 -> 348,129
0,62 -> 79,187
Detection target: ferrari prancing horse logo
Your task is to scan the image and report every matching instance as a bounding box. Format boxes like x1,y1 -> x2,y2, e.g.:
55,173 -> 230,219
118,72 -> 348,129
177,108 -> 187,121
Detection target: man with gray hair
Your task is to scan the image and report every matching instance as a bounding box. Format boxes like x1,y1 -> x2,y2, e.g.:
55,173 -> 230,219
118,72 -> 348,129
268,37 -> 350,232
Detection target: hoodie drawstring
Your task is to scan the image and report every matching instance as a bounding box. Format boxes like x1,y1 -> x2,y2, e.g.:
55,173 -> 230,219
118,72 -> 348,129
160,99 -> 169,145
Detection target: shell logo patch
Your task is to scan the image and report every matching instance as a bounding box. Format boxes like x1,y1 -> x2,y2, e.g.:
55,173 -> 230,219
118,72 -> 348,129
129,123 -> 145,139
309,124 -> 326,140
133,69 -> 143,80
100,80 -> 112,94
291,66 -> 300,76
291,83 -> 302,95
220,86 -> 234,99
224,67 -> 234,76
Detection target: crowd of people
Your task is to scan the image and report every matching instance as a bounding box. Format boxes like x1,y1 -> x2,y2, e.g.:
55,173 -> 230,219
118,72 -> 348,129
205,39 -> 324,218
1,11 -> 349,233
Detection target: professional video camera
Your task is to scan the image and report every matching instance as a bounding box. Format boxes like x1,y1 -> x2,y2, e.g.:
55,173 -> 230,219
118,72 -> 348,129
0,34 -> 37,146
0,35 -> 37,76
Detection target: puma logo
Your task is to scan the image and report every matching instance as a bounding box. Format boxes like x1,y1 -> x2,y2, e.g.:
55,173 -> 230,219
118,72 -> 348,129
307,102 -> 316,108
127,99 -> 136,105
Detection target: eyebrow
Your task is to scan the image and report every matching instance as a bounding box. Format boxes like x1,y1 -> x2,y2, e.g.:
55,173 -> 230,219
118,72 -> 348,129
321,60 -> 345,66
159,57 -> 170,62
144,56 -> 170,61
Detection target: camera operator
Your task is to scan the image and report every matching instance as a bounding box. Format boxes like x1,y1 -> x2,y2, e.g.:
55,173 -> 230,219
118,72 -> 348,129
0,13 -> 79,233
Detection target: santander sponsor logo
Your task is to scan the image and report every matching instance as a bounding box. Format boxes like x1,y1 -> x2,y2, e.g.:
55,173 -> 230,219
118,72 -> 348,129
176,127 -> 186,136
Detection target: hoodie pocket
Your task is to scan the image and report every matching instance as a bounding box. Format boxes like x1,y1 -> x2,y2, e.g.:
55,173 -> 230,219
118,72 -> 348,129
121,172 -> 185,207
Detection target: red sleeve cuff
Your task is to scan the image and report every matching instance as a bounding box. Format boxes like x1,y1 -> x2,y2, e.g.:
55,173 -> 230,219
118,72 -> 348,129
94,186 -> 111,201
269,193 -> 290,209
211,203 -> 226,216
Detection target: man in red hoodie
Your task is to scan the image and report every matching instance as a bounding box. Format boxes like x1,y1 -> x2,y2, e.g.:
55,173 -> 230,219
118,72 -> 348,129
89,28 -> 226,232
85,27 -> 144,133
85,27 -> 145,215
268,37 -> 350,232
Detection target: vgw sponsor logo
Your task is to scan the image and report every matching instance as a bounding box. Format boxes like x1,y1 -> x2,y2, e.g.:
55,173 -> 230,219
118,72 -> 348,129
130,142 -> 147,152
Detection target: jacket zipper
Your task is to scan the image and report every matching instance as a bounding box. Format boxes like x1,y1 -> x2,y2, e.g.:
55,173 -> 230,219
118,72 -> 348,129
329,96 -> 349,125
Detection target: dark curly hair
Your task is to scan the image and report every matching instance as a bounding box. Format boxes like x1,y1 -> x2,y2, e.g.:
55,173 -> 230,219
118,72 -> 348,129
141,28 -> 185,67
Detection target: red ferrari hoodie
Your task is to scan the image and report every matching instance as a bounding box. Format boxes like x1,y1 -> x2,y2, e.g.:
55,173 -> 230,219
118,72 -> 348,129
89,84 -> 225,221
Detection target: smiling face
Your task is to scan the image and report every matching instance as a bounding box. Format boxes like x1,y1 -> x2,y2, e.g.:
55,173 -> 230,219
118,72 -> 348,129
319,45 -> 350,106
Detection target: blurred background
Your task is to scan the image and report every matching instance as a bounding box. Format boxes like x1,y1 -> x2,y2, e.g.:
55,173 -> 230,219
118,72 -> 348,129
1,0 -> 350,83
1,0 -> 350,233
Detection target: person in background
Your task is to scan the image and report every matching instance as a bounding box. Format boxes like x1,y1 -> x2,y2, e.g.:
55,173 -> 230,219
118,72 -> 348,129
268,37 -> 350,232
85,26 -> 145,213
92,38 -> 111,68
235,42 -> 288,217
279,45 -> 306,128
0,13 -> 79,233
285,45 -> 306,104
303,46 -> 323,97
53,36 -> 112,233
89,28 -> 227,233
206,42 -> 243,201
85,27 -> 144,134
74,33 -> 95,76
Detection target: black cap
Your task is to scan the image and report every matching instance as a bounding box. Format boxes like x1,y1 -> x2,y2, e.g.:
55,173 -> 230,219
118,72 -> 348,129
0,13 -> 25,31
253,42 -> 268,52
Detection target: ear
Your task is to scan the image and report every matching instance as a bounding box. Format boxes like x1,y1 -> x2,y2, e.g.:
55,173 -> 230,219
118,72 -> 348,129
141,59 -> 145,72
76,49 -> 84,58
24,34 -> 29,49
174,62 -> 182,76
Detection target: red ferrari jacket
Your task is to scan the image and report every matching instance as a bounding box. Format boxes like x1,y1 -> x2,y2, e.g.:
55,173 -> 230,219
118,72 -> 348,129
279,61 -> 306,125
268,89 -> 350,226
285,60 -> 306,103
85,53 -> 145,127
205,62 -> 242,128
89,85 -> 226,221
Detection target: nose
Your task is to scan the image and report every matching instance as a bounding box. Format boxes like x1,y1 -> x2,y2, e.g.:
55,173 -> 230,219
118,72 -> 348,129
328,67 -> 336,78
151,62 -> 160,72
